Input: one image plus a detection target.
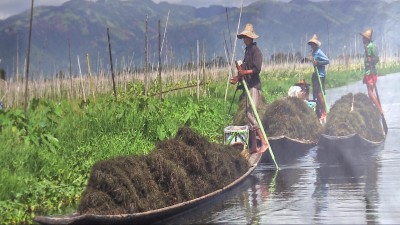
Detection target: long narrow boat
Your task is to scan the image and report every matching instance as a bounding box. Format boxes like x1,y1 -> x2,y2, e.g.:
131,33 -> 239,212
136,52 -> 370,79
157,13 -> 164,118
317,133 -> 385,165
318,133 -> 385,150
317,92 -> 386,159
34,152 -> 262,225
262,136 -> 317,164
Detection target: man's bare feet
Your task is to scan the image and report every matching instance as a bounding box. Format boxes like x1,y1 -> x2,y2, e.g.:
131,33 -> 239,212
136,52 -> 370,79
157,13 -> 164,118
257,143 -> 268,153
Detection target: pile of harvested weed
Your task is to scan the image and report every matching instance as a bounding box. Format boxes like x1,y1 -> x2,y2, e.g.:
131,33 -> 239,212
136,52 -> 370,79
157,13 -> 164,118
324,93 -> 384,141
232,92 -> 267,126
262,97 -> 323,141
78,126 -> 249,215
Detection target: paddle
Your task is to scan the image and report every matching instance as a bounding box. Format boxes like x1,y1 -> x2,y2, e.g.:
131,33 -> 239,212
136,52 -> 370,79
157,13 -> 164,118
373,83 -> 388,135
314,66 -> 330,114
234,61 -> 279,170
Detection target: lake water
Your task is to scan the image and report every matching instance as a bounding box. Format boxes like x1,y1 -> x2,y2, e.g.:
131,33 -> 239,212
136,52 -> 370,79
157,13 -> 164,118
161,73 -> 400,224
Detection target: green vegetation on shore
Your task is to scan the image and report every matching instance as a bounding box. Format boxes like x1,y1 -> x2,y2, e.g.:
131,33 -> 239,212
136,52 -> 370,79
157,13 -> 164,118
1,62 -> 399,224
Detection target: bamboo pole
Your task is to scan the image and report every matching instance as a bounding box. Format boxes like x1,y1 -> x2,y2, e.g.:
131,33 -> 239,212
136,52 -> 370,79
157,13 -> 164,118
77,55 -> 86,102
225,8 -> 233,53
197,40 -> 200,100
158,19 -> 162,101
202,41 -> 206,96
107,28 -> 117,100
161,10 -> 170,55
68,39 -> 73,100
224,0 -> 243,102
144,15 -> 149,96
16,33 -> 20,81
86,53 -> 95,101
241,78 -> 279,170
24,0 -> 34,117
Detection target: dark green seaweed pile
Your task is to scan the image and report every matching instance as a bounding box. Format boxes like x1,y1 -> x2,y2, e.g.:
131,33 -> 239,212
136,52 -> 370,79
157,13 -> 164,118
232,92 -> 267,126
324,93 -> 384,141
262,97 -> 323,141
78,127 -> 249,215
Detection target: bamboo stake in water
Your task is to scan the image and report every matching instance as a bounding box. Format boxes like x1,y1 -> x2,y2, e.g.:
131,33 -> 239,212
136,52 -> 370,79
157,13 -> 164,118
68,38 -> 73,100
24,0 -> 34,117
202,42 -> 206,96
86,53 -> 95,101
224,0 -> 243,102
197,40 -> 200,100
225,8 -> 233,54
16,33 -> 20,82
77,55 -> 86,103
107,28 -> 117,100
144,15 -> 149,96
158,19 -> 162,101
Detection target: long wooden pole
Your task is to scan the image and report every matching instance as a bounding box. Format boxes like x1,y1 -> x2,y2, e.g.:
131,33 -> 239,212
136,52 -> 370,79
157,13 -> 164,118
24,0 -> 34,117
197,40 -> 200,100
241,79 -> 279,170
158,19 -> 162,101
77,55 -> 86,103
68,38 -> 73,99
86,53 -> 95,101
374,83 -> 388,134
314,66 -> 329,113
160,10 -> 170,55
224,0 -> 243,102
107,28 -> 117,100
16,33 -> 19,81
225,8 -> 233,53
144,15 -> 149,96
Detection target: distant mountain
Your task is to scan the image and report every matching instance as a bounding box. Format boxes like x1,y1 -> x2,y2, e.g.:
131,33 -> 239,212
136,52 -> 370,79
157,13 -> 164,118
0,0 -> 400,78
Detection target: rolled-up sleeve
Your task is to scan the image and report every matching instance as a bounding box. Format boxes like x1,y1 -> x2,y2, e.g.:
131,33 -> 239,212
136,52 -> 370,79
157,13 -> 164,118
316,50 -> 329,66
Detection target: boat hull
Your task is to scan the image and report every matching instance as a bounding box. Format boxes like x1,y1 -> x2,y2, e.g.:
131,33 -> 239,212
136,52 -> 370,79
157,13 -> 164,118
34,153 -> 262,225
262,136 -> 316,164
317,134 -> 385,165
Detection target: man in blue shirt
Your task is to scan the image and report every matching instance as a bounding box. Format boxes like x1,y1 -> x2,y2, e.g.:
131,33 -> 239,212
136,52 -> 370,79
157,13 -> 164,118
307,34 -> 330,122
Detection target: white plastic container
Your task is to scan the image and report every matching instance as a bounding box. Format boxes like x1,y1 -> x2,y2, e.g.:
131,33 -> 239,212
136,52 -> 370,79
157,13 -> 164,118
224,125 -> 249,146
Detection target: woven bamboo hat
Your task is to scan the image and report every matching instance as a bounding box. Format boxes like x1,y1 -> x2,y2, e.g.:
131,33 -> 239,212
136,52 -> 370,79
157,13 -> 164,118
237,23 -> 259,39
307,34 -> 321,46
360,28 -> 373,40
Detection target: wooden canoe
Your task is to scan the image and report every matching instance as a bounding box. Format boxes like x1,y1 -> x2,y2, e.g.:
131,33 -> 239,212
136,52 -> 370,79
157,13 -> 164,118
318,133 -> 385,150
317,133 -> 385,165
262,135 -> 317,164
34,152 -> 262,225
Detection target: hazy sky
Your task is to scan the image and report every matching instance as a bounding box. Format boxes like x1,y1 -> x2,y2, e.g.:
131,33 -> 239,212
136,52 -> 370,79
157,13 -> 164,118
0,0 -> 263,20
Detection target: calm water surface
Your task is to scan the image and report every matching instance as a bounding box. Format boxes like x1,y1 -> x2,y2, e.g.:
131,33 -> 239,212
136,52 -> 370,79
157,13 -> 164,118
162,73 -> 400,224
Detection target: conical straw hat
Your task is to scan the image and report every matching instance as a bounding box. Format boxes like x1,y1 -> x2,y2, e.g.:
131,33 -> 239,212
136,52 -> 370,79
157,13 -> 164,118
307,34 -> 321,46
360,28 -> 373,40
237,23 -> 259,39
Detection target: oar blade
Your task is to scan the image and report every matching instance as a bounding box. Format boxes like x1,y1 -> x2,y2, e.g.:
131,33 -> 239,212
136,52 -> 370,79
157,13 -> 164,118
382,114 -> 388,135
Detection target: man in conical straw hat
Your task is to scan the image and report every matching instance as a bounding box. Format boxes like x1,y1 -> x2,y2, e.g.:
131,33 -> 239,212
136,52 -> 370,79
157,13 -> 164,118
307,34 -> 330,124
360,28 -> 383,114
230,23 -> 268,154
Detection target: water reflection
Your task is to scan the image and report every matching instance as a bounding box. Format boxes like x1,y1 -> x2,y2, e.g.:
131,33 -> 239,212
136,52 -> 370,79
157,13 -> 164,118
314,143 -> 381,224
163,143 -> 387,225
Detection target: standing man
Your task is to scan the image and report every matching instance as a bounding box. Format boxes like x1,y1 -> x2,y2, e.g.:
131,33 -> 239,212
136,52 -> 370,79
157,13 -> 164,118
307,34 -> 330,123
230,23 -> 268,154
360,28 -> 383,115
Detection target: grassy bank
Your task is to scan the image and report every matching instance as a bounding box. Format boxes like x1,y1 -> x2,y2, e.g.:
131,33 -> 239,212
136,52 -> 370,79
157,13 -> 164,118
0,61 -> 399,224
